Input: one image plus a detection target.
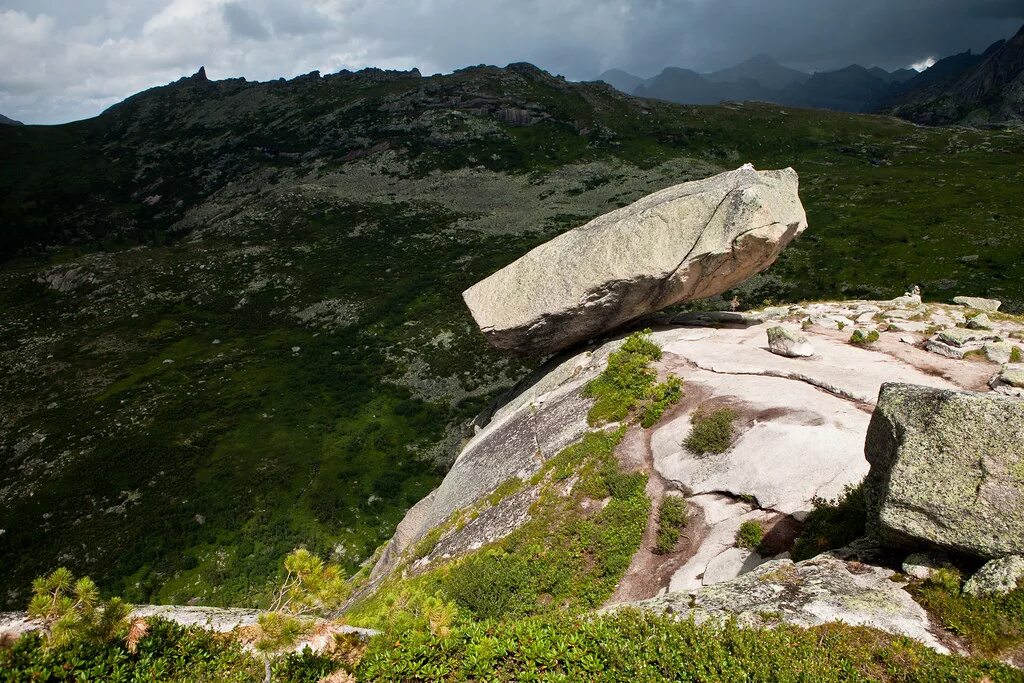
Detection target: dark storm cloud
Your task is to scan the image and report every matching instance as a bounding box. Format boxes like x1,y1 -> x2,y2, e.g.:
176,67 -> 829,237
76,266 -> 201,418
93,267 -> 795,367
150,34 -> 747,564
0,0 -> 1021,124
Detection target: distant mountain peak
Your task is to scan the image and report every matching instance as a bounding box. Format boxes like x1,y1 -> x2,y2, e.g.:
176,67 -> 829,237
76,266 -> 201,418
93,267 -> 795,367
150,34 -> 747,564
0,113 -> 24,126
192,66 -> 209,82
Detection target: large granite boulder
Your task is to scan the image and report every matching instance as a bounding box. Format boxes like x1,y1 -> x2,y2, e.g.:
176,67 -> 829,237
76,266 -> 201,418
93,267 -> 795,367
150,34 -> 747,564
766,325 -> 815,357
963,555 -> 1024,596
463,165 -> 807,355
864,383 -> 1024,558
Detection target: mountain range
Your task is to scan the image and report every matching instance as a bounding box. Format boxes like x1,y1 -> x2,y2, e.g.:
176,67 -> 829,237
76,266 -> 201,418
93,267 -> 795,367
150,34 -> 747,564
600,22 -> 1024,125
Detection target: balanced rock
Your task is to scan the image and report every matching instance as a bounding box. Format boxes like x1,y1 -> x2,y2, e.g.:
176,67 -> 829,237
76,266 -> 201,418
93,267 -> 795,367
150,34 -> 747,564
963,555 -> 1024,596
864,383 -> 1024,558
463,165 -> 807,355
953,296 -> 1001,312
766,326 -> 814,357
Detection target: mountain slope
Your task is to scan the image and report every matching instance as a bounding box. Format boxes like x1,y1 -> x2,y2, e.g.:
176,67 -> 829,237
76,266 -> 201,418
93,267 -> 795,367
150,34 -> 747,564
597,68 -> 645,94
0,114 -> 23,126
2,63 -> 1024,610
704,54 -> 809,90
888,24 -> 1024,125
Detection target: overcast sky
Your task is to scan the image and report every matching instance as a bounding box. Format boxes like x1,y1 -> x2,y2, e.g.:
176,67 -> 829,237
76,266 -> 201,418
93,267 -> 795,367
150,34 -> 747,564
2,0 -> 1022,125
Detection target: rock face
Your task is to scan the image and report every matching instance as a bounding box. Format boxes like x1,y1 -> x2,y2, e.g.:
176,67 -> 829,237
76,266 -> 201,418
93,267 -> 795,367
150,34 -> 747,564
630,555 -> 947,653
864,383 -> 1024,558
953,296 -> 1001,312
463,165 -> 807,355
963,555 -> 1024,596
766,326 -> 814,357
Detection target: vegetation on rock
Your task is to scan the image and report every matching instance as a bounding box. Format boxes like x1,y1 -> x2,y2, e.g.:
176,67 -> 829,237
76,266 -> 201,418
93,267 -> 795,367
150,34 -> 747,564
791,483 -> 867,562
584,330 -> 683,427
27,568 -> 131,651
736,521 -> 765,551
850,329 -> 881,345
684,407 -> 737,455
654,496 -> 688,555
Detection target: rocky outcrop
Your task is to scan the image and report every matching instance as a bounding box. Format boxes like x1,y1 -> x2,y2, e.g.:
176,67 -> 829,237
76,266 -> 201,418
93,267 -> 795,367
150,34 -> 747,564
463,165 -> 807,356
864,383 -> 1024,558
953,296 -> 1001,312
766,326 -> 814,357
628,555 -> 948,653
963,556 -> 1024,596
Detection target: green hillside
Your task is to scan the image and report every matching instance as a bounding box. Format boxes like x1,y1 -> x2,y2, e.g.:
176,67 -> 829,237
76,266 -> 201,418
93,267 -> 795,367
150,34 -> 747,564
1,64 -> 1023,608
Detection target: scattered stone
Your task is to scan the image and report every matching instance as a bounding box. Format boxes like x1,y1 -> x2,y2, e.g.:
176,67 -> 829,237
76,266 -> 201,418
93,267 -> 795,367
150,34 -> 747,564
901,551 -> 954,580
463,165 -> 807,355
966,313 -> 994,330
865,383 -> 1024,558
989,364 -> 1024,397
953,296 -> 1001,312
936,327 -> 995,346
629,555 -> 947,653
983,341 -> 1015,364
766,326 -> 815,358
963,555 -> 1024,596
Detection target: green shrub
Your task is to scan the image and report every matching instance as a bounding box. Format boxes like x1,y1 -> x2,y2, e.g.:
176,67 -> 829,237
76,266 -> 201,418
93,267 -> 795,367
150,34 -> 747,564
849,329 -> 880,345
1011,346 -> 1022,363
736,521 -> 764,551
654,496 -> 688,555
584,330 -> 682,428
640,375 -> 683,428
0,617 -> 344,682
791,483 -> 867,561
355,609 -> 1018,682
684,407 -> 736,455
912,571 -> 1024,658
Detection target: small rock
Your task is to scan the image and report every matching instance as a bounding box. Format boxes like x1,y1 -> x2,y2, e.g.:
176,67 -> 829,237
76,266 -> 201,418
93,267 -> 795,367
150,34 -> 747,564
291,346 -> 301,353
983,341 -> 1015,364
989,364 -> 1024,397
901,551 -> 953,580
766,326 -> 815,358
936,327 -> 995,347
963,555 -> 1024,596
966,313 -> 994,330
162,359 -> 174,365
953,296 -> 1001,312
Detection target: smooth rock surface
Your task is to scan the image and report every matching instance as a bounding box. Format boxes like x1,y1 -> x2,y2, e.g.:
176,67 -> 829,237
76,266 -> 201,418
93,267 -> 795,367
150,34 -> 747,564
865,383 -> 1024,558
963,555 -> 1024,596
954,296 -> 1001,312
463,165 -> 807,355
766,326 -> 815,357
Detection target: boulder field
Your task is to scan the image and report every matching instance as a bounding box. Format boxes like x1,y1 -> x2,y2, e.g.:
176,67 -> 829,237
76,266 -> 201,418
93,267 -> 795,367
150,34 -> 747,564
463,164 -> 807,356
357,295 -> 1024,654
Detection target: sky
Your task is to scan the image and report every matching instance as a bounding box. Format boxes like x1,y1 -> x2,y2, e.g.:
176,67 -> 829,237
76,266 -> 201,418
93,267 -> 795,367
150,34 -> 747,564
1,0 -> 1022,124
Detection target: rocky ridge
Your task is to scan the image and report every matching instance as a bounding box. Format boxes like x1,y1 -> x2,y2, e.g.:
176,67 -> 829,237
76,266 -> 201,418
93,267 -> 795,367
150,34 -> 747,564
355,292 -> 1024,656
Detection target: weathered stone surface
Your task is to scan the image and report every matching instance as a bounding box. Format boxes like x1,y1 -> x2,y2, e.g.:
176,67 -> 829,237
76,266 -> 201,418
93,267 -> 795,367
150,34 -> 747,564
954,296 -> 1001,312
936,327 -> 995,347
984,341 -> 1016,364
990,364 -> 1024,397
766,326 -> 815,358
629,555 -> 947,652
463,165 -> 807,355
963,555 -> 1024,596
865,383 -> 1024,558
966,313 -> 994,330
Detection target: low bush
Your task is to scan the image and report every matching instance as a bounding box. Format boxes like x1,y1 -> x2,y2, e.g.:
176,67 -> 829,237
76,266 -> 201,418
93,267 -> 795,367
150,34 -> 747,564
355,609 -> 1018,682
585,330 -> 682,428
654,496 -> 688,555
912,570 -> 1024,658
736,521 -> 764,551
849,329 -> 880,345
684,407 -> 736,455
790,483 -> 867,561
0,617 -> 343,683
